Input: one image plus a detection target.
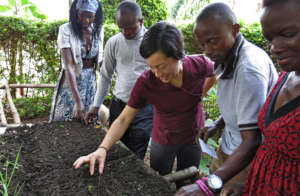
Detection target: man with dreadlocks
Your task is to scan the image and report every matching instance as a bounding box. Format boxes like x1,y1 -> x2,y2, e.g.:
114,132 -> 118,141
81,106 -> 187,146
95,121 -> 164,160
50,0 -> 107,123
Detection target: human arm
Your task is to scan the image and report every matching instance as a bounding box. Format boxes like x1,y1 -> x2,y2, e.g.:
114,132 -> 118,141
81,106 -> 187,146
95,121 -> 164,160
202,74 -> 217,99
181,131 -> 260,196
175,183 -> 206,196
210,69 -> 266,184
57,24 -> 85,120
213,129 -> 261,182
74,105 -> 138,175
220,182 -> 245,196
85,38 -> 116,123
61,48 -> 84,120
198,115 -> 224,143
175,181 -> 246,196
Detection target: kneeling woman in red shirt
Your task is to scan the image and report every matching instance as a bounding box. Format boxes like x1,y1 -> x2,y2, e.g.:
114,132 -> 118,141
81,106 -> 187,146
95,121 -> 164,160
73,21 -> 216,187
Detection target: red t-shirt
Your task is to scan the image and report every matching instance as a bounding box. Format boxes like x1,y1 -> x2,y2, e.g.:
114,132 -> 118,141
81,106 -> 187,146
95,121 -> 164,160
128,55 -> 214,145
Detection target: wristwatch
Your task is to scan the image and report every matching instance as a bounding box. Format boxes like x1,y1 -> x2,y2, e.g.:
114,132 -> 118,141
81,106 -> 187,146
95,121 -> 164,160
206,174 -> 223,192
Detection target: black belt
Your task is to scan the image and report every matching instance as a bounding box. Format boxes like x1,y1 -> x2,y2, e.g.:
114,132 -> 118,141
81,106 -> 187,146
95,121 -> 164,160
113,97 -> 126,105
82,58 -> 96,69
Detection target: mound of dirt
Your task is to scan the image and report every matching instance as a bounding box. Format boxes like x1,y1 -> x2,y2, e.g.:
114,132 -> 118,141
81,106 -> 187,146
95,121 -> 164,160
0,122 -> 174,196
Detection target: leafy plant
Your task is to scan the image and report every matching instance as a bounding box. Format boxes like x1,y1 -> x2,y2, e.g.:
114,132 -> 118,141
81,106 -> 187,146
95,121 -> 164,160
0,146 -> 23,196
171,0 -> 210,23
199,154 -> 211,175
100,0 -> 169,27
11,96 -> 52,120
202,85 -> 220,121
0,0 -> 47,20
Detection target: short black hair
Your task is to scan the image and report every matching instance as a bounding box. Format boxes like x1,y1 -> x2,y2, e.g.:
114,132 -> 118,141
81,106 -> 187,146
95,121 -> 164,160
140,21 -> 184,60
196,2 -> 237,25
116,1 -> 143,20
263,0 -> 300,7
69,0 -> 104,39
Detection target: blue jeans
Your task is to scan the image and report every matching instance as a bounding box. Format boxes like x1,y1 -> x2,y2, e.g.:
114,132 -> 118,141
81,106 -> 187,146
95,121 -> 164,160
109,97 -> 153,159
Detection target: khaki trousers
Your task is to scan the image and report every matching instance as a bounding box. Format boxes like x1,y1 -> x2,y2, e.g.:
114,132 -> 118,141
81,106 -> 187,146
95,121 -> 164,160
209,147 -> 250,188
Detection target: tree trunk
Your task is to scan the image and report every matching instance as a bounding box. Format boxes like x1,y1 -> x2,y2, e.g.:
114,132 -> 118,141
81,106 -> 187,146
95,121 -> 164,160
0,92 -> 7,126
18,41 -> 24,96
4,83 -> 21,124
9,39 -> 17,98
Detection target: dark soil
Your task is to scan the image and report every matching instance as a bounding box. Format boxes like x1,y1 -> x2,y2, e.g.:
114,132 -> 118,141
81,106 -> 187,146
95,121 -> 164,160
0,122 -> 174,196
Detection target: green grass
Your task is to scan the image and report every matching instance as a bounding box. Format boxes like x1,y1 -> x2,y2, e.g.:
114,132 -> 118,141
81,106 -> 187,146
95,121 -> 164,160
0,146 -> 24,196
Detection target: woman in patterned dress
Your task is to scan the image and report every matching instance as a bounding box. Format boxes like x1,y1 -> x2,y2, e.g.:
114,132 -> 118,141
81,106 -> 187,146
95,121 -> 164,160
221,0 -> 300,195
49,0 -> 104,122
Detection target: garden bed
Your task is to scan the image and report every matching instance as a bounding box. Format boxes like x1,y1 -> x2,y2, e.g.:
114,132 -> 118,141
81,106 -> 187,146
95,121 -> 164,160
0,122 -> 174,196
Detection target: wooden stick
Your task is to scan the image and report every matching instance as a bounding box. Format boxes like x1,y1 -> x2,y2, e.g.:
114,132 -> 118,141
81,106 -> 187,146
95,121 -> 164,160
0,92 -> 7,126
163,166 -> 200,183
0,84 -> 56,89
4,83 -> 21,124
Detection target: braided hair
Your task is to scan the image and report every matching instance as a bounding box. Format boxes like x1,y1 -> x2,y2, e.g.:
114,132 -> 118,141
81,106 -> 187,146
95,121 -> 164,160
69,0 -> 104,40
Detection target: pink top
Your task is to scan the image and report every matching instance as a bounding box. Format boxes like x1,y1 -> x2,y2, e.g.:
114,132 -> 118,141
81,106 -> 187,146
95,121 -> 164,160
128,55 -> 214,145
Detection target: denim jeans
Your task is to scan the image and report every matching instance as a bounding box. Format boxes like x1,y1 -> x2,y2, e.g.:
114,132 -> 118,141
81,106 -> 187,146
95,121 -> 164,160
109,97 -> 153,159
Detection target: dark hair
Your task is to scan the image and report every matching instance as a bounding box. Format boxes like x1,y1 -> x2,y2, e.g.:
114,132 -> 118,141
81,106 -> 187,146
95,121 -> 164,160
196,2 -> 237,25
69,0 -> 104,39
116,0 -> 143,20
140,21 -> 184,60
263,0 -> 300,7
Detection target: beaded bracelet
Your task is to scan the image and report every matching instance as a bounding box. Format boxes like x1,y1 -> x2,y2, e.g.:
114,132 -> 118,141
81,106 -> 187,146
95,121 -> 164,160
196,179 -> 214,196
98,146 -> 108,152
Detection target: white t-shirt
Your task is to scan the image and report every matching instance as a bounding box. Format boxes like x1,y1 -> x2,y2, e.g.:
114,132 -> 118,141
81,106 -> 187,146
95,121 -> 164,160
216,40 -> 278,155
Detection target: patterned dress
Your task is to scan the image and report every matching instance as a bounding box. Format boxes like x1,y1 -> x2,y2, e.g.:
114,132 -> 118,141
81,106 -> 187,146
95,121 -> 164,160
50,68 -> 96,121
49,23 -> 102,121
243,72 -> 300,195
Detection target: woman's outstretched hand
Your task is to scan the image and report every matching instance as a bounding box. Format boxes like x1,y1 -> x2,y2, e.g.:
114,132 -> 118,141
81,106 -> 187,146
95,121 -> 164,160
73,147 -> 107,175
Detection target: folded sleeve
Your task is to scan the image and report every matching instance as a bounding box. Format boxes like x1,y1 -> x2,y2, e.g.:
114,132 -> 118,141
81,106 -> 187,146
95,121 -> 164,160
127,76 -> 147,109
235,71 -> 268,131
57,24 -> 71,49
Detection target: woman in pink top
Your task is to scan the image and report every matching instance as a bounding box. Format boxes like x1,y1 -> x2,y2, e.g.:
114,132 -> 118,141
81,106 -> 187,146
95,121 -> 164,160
74,21 -> 216,188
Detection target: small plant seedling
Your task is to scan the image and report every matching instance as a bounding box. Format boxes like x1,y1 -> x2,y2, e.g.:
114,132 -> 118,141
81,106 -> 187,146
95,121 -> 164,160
88,185 -> 94,192
0,146 -> 23,196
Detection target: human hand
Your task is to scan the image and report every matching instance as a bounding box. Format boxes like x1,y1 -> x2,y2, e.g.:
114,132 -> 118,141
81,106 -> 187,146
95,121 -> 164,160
72,101 -> 85,121
220,183 -> 245,196
197,124 -> 219,143
73,147 -> 107,175
174,183 -> 206,196
84,106 -> 99,125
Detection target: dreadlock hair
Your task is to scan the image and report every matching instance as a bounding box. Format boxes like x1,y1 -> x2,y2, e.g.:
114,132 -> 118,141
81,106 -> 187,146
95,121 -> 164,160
69,0 -> 104,40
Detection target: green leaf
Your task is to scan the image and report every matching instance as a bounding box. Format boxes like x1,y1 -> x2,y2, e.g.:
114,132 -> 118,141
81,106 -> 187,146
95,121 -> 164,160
21,0 -> 29,6
28,5 -> 47,20
199,156 -> 211,175
7,0 -> 16,7
0,5 -> 12,12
